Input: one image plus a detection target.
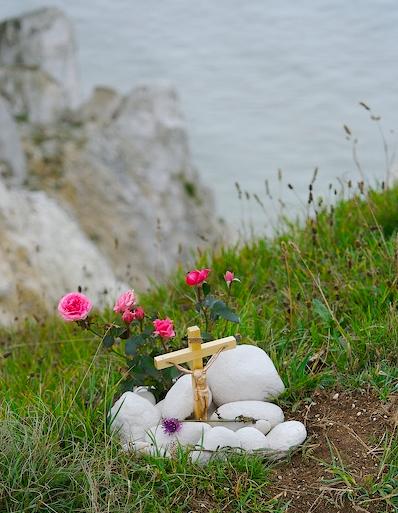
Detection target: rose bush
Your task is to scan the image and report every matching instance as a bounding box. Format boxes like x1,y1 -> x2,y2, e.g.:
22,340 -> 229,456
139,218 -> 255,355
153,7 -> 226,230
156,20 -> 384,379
58,268 -> 239,399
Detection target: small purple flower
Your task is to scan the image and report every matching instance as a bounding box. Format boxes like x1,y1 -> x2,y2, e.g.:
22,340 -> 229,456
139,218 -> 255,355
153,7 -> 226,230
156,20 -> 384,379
161,417 -> 183,436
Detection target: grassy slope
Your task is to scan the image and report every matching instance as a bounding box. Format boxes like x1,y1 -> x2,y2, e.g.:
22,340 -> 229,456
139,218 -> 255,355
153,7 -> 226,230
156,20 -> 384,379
0,186 -> 397,512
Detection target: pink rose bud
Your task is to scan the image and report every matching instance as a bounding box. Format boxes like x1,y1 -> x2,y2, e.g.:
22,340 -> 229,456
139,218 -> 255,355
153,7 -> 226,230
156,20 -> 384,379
113,290 -> 137,313
122,310 -> 135,325
153,318 -> 175,340
185,268 -> 211,286
133,307 -> 145,321
58,292 -> 92,322
224,271 -> 234,285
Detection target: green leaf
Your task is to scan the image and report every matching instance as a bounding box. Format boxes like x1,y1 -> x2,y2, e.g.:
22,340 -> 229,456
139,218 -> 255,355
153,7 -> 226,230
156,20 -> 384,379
202,282 -> 211,297
110,326 -> 128,338
203,295 -> 217,308
125,334 -> 144,356
102,333 -> 114,348
210,300 -> 240,323
312,299 -> 332,323
139,356 -> 159,378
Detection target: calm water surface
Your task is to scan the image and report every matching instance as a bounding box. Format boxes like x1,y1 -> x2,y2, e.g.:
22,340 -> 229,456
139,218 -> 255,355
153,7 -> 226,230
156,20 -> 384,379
2,1 -> 398,230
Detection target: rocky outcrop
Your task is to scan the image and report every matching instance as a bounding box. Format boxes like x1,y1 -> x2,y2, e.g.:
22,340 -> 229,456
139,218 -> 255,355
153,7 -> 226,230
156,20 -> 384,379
0,180 -> 127,325
0,66 -> 68,125
0,7 -> 79,124
0,96 -> 26,184
0,7 -> 222,322
25,84 -> 220,288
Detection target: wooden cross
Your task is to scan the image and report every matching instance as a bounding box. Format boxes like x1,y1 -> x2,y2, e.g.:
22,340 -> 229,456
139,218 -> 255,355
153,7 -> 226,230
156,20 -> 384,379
154,326 -> 236,420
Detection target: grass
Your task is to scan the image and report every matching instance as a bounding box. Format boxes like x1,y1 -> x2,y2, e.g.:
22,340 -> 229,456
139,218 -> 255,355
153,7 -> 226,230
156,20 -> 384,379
1,183 -> 397,512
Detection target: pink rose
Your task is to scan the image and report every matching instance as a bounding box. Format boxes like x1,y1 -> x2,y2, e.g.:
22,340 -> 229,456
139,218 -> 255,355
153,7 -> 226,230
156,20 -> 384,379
185,268 -> 211,286
58,292 -> 92,321
132,307 -> 145,321
153,318 -> 175,339
122,310 -> 135,325
224,271 -> 234,285
113,290 -> 137,313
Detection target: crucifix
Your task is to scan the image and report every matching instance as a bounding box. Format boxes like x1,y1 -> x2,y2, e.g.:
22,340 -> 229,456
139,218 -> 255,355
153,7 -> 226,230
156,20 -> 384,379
154,326 -> 237,420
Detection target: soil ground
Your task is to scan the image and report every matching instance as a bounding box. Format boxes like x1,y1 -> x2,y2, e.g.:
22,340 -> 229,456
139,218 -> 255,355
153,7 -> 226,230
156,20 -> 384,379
269,390 -> 398,513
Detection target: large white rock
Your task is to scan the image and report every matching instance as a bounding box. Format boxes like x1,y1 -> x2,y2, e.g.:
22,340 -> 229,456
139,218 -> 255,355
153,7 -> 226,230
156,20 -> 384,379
155,399 -> 165,417
235,427 -> 268,452
109,392 -> 161,444
210,401 -> 284,431
207,345 -> 285,405
145,421 -> 211,456
0,180 -> 127,325
0,95 -> 26,184
0,7 -> 80,110
262,421 -> 307,457
162,374 -> 212,420
191,426 -> 241,465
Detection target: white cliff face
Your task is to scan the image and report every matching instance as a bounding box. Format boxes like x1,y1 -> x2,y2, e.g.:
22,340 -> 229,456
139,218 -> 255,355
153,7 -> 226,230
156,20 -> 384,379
0,7 -> 79,112
0,66 -> 67,125
0,180 -> 127,325
31,84 -> 221,287
0,8 -> 222,323
0,96 -> 26,184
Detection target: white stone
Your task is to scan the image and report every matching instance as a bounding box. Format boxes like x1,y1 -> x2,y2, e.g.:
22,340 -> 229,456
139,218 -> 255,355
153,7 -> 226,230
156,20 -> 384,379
162,374 -> 212,420
109,392 -> 161,444
207,345 -> 285,405
255,419 -> 272,435
155,399 -> 165,417
0,180 -> 127,325
235,427 -> 268,452
262,421 -> 307,457
133,386 -> 156,406
0,96 -> 26,185
191,426 -> 241,465
145,421 -> 211,456
210,401 -> 284,431
0,7 -> 80,109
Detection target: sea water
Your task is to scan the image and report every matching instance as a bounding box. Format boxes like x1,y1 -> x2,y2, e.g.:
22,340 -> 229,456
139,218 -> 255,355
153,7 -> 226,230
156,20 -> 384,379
1,0 -> 398,231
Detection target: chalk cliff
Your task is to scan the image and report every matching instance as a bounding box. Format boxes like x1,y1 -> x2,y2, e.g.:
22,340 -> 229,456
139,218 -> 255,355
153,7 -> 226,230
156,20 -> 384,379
0,8 -> 222,324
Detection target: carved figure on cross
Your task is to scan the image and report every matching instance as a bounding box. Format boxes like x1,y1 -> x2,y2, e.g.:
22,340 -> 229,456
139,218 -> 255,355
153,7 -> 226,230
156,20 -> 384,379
154,326 -> 236,420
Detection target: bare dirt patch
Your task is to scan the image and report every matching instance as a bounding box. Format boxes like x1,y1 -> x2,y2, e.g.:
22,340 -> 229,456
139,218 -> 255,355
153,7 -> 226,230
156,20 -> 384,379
269,390 -> 397,513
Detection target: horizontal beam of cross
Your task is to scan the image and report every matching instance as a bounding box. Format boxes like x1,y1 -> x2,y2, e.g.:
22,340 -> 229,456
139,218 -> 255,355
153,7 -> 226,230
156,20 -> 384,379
154,336 -> 236,370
